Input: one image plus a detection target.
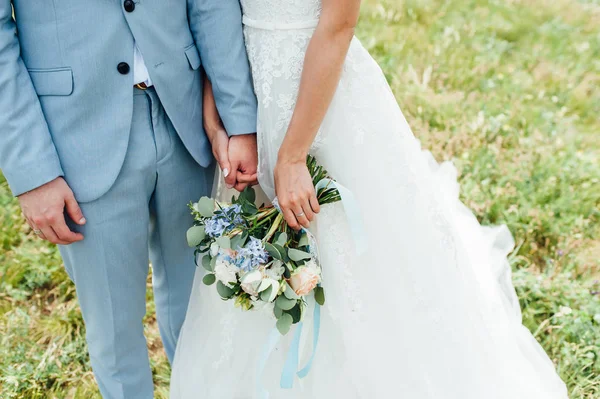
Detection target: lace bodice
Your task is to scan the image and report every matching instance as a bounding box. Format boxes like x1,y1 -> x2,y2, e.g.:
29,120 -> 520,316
240,0 -> 322,25
241,0 -> 380,200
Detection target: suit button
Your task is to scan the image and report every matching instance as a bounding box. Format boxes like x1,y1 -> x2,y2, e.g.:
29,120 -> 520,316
117,62 -> 130,75
124,0 -> 135,12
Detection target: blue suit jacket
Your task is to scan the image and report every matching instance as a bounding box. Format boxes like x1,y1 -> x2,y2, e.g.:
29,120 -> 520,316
0,0 -> 257,201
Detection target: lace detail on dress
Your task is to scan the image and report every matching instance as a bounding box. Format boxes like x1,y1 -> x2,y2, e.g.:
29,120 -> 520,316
315,204 -> 364,319
243,25 -> 325,198
240,0 -> 322,25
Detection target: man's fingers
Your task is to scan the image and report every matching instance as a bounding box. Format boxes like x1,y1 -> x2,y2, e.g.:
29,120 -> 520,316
236,172 -> 258,184
235,172 -> 258,192
65,196 -> 86,225
234,182 -> 249,192
52,218 -> 84,244
40,226 -> 67,245
25,217 -> 37,233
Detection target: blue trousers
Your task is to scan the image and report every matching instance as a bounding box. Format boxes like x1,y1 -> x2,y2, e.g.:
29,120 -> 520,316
59,88 -> 214,399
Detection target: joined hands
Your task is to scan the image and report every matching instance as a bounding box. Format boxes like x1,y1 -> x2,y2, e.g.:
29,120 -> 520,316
208,128 -> 259,193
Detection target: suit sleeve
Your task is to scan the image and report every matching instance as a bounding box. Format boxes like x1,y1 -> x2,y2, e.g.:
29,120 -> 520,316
188,0 -> 258,137
0,1 -> 63,196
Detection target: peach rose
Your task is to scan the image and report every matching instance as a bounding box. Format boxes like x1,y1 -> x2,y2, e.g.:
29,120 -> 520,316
288,261 -> 321,296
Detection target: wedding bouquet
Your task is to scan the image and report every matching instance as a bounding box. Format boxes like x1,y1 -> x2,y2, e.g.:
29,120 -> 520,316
186,156 -> 341,335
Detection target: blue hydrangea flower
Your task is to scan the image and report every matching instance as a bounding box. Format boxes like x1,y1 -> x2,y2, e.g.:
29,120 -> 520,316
236,237 -> 270,272
204,204 -> 246,238
225,204 -> 244,224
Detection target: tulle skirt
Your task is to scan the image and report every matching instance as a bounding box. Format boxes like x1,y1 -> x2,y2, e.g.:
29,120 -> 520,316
170,35 -> 568,399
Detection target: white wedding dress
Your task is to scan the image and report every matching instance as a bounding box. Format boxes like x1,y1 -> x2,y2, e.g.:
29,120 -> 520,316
170,1 -> 569,398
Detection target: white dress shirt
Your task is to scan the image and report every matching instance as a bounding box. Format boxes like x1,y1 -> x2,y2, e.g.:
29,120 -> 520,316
133,43 -> 153,86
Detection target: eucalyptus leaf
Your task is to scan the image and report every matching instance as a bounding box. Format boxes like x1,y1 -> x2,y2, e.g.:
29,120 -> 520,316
298,233 -> 310,247
283,282 -> 300,300
315,286 -> 325,306
259,286 -> 273,302
201,255 -> 213,272
265,242 -> 282,260
274,244 -> 289,262
275,295 -> 297,311
210,256 -> 217,270
275,232 -> 288,247
242,202 -> 258,215
274,305 -> 283,319
242,186 -> 256,203
216,281 -> 236,299
284,303 -> 302,323
202,274 -> 216,285
216,236 -> 231,250
197,197 -> 215,217
288,248 -> 312,262
230,234 -> 243,251
186,226 -> 206,247
276,313 -> 294,335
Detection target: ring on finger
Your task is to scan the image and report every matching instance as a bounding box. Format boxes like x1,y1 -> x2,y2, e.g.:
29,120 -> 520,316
296,211 -> 305,217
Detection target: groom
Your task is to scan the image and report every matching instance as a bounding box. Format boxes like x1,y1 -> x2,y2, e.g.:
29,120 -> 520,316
0,1 -> 257,398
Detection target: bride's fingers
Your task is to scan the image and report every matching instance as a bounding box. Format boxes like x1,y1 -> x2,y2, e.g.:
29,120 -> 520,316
282,207 -> 301,230
211,134 -> 231,181
309,195 -> 320,214
300,198 -> 315,222
293,204 -> 311,229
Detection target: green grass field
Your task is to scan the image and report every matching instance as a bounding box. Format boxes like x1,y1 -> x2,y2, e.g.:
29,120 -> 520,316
1,0 -> 599,397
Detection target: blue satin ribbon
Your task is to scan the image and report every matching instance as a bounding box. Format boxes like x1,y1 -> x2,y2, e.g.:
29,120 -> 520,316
256,328 -> 282,399
256,303 -> 322,397
297,302 -> 321,378
280,303 -> 322,388
315,178 -> 368,255
256,177 -> 363,396
280,320 -> 304,388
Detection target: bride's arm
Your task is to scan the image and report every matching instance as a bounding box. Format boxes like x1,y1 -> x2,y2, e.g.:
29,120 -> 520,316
275,0 -> 361,230
203,74 -> 232,179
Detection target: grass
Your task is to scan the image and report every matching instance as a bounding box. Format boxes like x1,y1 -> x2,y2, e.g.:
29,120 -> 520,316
1,0 -> 599,397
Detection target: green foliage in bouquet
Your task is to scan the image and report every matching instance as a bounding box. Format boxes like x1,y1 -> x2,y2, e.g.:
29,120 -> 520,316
187,155 -> 340,335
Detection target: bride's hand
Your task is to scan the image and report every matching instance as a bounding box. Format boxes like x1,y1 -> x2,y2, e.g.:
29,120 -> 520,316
207,126 -> 232,180
203,75 -> 233,180
274,158 -> 320,230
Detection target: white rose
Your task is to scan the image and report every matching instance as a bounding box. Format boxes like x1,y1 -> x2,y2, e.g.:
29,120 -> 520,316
240,270 -> 263,296
214,257 -> 239,287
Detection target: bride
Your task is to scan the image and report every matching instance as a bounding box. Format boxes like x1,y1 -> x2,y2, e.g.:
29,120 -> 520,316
171,0 -> 569,398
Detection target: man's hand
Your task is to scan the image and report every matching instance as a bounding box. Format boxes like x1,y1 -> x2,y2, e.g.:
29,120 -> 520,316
226,134 -> 259,192
18,177 -> 86,245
